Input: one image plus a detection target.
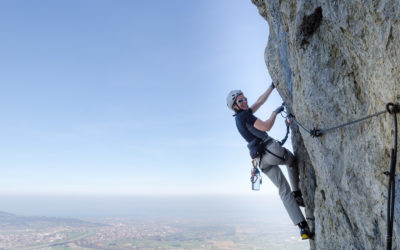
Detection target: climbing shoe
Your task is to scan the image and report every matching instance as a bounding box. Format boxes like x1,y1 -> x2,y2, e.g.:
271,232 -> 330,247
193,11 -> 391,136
293,191 -> 305,207
300,227 -> 314,240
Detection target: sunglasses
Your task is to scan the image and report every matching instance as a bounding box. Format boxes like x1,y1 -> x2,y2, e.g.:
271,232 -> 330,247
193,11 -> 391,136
237,98 -> 247,103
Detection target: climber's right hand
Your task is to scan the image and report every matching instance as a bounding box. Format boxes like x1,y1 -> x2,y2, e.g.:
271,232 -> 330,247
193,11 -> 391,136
273,106 -> 284,114
270,82 -> 275,89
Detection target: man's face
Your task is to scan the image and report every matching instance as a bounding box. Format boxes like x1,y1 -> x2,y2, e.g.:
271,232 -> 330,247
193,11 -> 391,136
235,94 -> 248,110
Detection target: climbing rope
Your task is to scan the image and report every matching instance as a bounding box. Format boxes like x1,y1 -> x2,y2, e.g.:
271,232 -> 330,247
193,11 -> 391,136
384,103 -> 399,250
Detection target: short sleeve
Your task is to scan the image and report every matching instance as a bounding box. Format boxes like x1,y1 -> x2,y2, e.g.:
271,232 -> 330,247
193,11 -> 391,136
244,109 -> 257,126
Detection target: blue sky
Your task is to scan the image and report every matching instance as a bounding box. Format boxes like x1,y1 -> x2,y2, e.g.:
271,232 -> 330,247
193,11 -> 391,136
0,0 -> 290,196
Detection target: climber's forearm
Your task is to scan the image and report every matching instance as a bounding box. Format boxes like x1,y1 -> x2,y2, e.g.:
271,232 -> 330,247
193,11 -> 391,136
254,112 -> 277,132
251,85 -> 274,113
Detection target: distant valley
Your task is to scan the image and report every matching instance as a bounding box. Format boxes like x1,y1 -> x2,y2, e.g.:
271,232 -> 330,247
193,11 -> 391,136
0,210 -> 308,249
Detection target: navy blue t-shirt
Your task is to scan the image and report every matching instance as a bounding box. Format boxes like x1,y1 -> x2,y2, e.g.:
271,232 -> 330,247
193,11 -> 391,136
235,108 -> 269,143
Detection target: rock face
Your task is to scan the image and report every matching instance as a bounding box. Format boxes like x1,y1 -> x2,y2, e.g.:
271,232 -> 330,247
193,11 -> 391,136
252,0 -> 400,249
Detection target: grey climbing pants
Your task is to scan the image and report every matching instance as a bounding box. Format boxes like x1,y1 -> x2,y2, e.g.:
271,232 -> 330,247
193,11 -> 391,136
259,140 -> 305,225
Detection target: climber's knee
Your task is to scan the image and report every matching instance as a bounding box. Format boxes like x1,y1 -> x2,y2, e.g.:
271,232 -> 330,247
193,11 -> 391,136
284,149 -> 295,167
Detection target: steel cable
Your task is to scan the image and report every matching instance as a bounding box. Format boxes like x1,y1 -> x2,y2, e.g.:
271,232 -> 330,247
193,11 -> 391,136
385,103 -> 398,250
283,107 -> 389,137
281,103 -> 399,248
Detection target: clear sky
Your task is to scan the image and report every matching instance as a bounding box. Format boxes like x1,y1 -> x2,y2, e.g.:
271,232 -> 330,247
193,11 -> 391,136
0,0 -> 290,196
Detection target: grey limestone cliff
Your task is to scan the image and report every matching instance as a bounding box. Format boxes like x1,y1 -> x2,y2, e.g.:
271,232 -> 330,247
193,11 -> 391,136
252,0 -> 400,249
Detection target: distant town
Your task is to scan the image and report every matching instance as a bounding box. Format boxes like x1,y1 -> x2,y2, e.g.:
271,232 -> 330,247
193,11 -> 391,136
0,211 -> 309,249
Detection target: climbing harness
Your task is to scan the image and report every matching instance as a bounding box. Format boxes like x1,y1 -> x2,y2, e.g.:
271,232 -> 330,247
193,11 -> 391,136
384,103 -> 399,250
265,147 -> 286,162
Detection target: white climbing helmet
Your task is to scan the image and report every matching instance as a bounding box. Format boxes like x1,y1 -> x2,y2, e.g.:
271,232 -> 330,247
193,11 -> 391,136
226,90 -> 243,111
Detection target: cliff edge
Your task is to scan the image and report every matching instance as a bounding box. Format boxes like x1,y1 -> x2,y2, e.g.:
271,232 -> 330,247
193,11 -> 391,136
252,0 -> 400,249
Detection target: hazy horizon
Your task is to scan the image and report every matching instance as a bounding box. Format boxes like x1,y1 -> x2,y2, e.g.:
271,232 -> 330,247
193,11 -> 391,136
0,194 -> 291,219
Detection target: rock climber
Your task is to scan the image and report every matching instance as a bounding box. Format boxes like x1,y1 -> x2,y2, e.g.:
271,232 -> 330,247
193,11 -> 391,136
226,83 -> 313,240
